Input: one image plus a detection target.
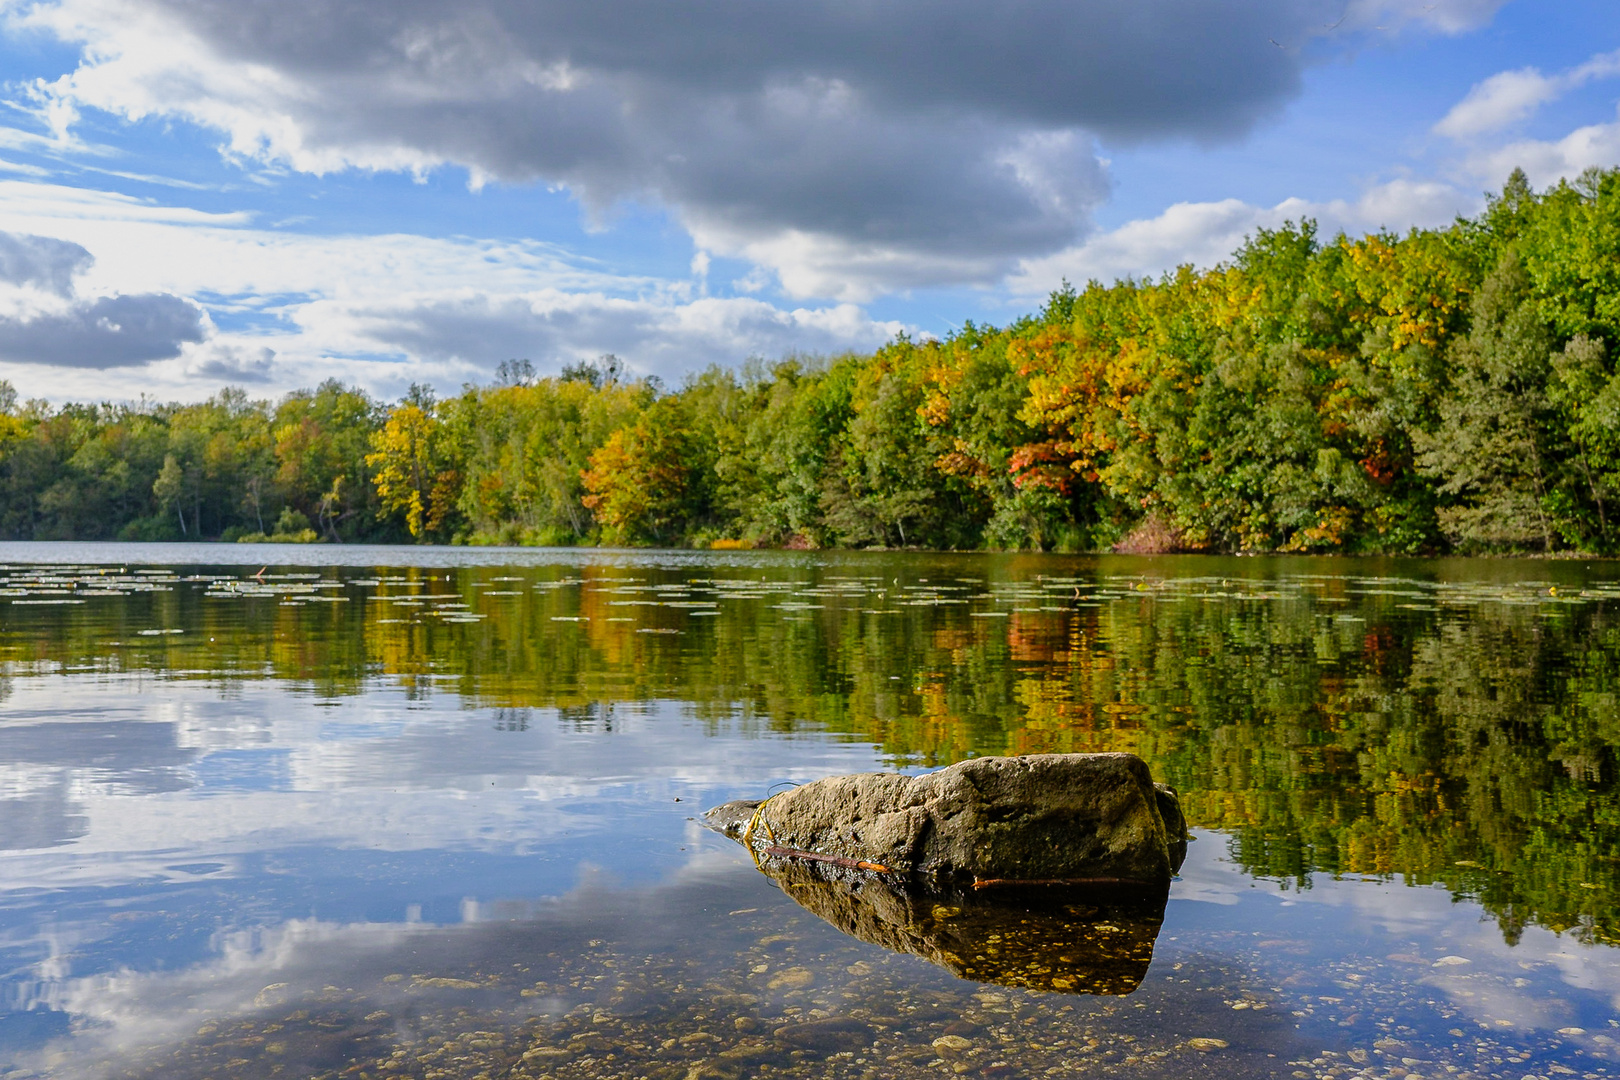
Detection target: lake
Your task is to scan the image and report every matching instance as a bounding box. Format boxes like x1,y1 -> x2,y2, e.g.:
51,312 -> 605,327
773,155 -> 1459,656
0,542 -> 1618,1080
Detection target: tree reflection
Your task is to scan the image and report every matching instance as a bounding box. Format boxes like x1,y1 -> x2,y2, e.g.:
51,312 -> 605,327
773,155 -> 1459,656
0,554 -> 1614,945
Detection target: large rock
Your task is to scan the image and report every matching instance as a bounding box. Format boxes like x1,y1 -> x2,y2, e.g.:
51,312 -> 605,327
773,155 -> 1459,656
706,752 -> 1187,885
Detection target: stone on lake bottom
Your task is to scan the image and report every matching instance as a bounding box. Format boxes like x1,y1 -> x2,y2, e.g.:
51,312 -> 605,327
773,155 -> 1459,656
772,1017 -> 876,1054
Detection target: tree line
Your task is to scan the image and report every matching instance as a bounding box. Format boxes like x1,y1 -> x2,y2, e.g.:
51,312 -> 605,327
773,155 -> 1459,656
2,166 -> 1619,553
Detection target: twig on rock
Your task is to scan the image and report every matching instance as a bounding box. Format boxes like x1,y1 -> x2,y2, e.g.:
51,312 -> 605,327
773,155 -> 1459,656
759,845 -> 893,873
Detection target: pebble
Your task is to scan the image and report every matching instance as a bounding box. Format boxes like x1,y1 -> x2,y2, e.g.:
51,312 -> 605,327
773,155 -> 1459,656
767,967 -> 815,990
774,1018 -> 875,1054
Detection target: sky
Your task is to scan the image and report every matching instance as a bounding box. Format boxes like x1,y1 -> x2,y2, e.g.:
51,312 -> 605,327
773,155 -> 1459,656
0,0 -> 1613,404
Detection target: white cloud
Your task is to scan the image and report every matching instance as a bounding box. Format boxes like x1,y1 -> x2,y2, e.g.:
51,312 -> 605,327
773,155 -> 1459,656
1008,178 -> 1476,296
1436,49 -> 1620,139
693,222 -> 1066,305
1462,107 -> 1620,190
1436,69 -> 1566,139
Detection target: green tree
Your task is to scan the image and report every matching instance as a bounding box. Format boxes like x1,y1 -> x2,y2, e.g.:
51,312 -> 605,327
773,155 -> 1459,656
273,380 -> 384,541
451,376 -> 647,546
1549,335 -> 1620,547
1417,251 -> 1561,550
152,453 -> 187,536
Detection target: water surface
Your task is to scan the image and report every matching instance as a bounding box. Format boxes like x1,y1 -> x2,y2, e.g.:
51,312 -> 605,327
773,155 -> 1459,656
0,543 -> 1617,1080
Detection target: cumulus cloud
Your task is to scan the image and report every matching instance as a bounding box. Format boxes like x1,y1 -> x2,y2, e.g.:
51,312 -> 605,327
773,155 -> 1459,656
1436,49 -> 1620,191
185,342 -> 277,383
1435,48 -> 1620,139
1009,178 -> 1477,295
12,0 -> 1502,297
0,226 -> 208,368
0,230 -> 91,295
1464,111 -> 1620,190
0,292 -> 208,367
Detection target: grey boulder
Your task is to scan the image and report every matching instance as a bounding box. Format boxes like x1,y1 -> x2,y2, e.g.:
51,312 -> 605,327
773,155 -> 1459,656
705,752 -> 1187,884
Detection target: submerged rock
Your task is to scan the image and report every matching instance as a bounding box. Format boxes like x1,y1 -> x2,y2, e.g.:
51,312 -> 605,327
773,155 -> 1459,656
765,860 -> 1168,994
705,752 -> 1187,884
772,1017 -> 876,1053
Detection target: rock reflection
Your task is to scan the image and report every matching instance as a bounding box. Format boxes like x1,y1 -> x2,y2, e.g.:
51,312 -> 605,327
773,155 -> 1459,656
760,861 -> 1167,995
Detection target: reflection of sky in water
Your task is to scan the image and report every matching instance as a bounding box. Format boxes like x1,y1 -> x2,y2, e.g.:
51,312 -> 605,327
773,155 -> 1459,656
1,546 -> 1619,1078
0,673 -> 881,890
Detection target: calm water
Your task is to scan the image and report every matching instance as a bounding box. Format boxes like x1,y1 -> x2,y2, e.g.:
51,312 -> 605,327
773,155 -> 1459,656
1,542 -> 1618,1080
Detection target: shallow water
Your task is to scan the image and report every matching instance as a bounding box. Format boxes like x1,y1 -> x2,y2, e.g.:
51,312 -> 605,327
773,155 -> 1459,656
0,543 -> 1618,1080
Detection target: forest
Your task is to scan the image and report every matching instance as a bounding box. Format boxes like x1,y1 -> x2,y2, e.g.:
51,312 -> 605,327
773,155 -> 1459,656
2,165 -> 1619,554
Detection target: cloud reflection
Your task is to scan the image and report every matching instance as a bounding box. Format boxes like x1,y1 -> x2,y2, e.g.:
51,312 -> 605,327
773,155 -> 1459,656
0,676 -> 881,888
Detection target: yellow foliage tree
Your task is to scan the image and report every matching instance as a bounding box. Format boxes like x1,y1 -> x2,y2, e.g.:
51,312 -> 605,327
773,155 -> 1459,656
366,403 -> 459,540
580,401 -> 696,544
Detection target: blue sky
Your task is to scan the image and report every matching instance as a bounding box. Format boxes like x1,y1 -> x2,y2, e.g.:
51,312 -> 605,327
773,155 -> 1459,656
0,0 -> 1612,403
